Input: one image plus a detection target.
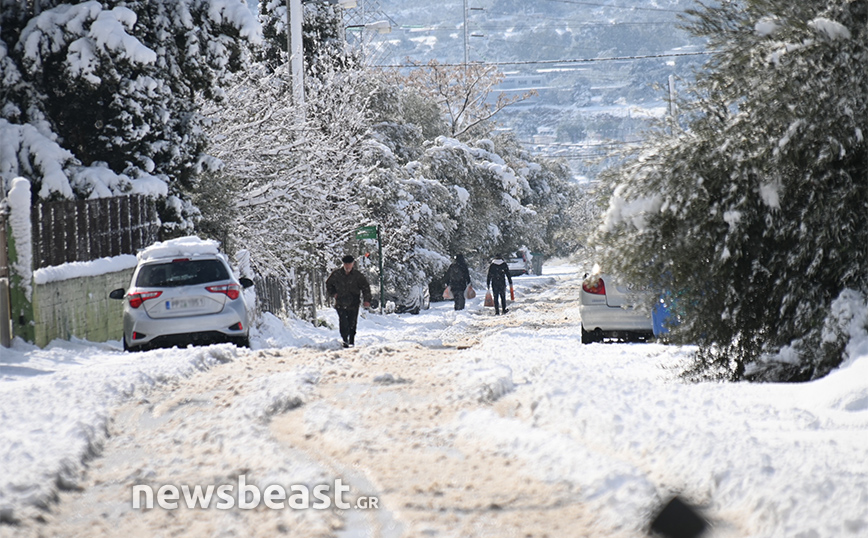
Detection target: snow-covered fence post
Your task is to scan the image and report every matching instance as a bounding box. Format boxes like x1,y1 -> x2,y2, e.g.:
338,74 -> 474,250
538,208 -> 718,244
0,197 -> 11,347
5,178 -> 35,343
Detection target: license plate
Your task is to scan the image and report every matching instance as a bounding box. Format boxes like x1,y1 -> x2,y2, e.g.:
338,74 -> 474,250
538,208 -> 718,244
166,298 -> 205,310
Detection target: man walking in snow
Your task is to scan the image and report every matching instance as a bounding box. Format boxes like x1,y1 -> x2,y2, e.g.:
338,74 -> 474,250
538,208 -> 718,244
486,254 -> 513,315
326,255 -> 372,347
444,253 -> 471,311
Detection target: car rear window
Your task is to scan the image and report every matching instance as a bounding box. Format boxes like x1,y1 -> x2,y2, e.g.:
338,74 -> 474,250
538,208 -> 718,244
136,259 -> 230,287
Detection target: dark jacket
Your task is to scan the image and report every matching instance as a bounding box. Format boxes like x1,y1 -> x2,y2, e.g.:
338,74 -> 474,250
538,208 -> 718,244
486,259 -> 513,291
326,266 -> 372,308
445,255 -> 471,290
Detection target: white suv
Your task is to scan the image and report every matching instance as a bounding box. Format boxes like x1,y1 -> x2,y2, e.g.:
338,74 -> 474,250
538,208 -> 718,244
579,273 -> 654,344
110,237 -> 253,351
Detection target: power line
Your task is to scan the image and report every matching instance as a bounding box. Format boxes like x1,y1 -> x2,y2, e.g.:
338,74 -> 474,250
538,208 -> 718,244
374,50 -> 713,69
538,0 -> 687,13
401,21 -> 680,31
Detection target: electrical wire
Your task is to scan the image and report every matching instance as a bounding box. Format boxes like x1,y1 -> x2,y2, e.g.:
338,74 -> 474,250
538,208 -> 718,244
374,51 -> 713,69
537,0 -> 687,13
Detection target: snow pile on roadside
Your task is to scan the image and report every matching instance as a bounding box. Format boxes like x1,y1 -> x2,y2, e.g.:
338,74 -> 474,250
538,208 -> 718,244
0,342 -> 241,522
253,312 -> 335,350
450,321 -> 868,537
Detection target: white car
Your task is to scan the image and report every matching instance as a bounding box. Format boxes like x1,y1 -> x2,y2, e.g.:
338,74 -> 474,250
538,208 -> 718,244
579,273 -> 654,344
506,253 -> 531,276
110,237 -> 253,351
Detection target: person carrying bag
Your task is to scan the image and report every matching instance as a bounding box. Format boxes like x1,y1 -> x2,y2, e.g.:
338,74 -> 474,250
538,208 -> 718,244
486,254 -> 513,315
444,254 -> 471,311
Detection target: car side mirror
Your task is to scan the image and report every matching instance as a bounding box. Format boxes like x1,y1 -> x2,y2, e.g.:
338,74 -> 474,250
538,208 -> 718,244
239,277 -> 254,289
109,289 -> 125,300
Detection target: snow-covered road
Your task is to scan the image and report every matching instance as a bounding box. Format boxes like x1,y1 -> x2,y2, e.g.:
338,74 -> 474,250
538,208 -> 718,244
2,264 -> 867,537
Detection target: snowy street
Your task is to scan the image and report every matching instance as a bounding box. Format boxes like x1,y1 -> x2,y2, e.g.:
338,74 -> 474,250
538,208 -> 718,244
2,264 -> 867,538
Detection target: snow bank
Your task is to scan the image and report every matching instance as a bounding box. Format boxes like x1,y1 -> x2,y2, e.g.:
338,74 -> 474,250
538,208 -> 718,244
0,342 -> 242,521
448,322 -> 868,536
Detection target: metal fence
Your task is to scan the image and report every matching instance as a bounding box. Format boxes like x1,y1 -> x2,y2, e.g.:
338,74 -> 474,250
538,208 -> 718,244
31,195 -> 159,270
254,269 -> 327,321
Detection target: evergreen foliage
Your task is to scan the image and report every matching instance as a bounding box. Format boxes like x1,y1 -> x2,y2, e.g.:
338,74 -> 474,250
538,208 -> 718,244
593,0 -> 867,381
0,0 -> 260,234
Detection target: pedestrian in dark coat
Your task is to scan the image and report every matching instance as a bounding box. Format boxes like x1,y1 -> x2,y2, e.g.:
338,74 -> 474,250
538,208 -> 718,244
445,253 -> 471,311
325,255 -> 372,347
486,254 -> 513,315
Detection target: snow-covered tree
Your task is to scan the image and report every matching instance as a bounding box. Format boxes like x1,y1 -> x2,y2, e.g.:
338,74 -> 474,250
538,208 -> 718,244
202,61 -> 368,276
364,68 -> 584,273
383,59 -> 536,141
0,0 -> 260,234
593,0 -> 867,381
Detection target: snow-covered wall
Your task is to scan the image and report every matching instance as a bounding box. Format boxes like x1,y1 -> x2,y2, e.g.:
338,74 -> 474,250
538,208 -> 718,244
4,177 -> 142,346
32,265 -> 135,347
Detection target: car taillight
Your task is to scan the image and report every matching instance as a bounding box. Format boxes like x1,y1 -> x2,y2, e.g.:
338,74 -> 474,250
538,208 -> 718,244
128,290 -> 162,308
582,278 -> 606,295
206,283 -> 241,300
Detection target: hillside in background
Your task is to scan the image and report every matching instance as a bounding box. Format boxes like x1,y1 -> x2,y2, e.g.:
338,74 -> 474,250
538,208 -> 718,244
359,0 -> 709,178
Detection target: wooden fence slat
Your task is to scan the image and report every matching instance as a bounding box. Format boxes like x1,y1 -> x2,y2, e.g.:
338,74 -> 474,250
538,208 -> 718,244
119,196 -> 131,255
75,199 -> 89,261
98,198 -> 111,259
63,200 -> 77,264
50,204 -> 64,267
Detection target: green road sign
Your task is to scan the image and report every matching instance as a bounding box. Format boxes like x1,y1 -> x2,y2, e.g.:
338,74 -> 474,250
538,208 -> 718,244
355,225 -> 378,240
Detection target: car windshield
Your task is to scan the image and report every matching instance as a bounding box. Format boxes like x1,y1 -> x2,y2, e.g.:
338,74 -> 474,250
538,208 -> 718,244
136,259 -> 230,287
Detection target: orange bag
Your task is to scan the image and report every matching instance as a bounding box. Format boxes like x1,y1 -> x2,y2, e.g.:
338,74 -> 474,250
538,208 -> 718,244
443,285 -> 453,300
465,285 -> 476,299
510,286 -> 515,301
484,291 -> 494,307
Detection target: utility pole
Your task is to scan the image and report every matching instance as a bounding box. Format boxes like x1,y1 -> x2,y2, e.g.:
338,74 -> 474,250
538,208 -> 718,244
463,0 -> 469,76
668,75 -> 677,120
287,0 -> 304,109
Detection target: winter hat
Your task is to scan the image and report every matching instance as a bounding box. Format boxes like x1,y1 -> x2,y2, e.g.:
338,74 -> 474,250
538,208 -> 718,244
341,255 -> 355,264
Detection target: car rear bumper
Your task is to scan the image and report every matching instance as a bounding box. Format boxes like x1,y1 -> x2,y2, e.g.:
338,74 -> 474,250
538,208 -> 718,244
579,304 -> 653,332
124,306 -> 248,349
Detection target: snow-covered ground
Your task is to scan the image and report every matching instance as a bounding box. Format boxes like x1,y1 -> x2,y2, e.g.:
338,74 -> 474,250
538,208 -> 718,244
1,263 -> 867,537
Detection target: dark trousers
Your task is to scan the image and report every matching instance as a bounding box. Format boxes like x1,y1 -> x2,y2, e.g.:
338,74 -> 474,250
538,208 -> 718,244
453,285 -> 466,310
336,306 -> 360,344
492,286 -> 507,314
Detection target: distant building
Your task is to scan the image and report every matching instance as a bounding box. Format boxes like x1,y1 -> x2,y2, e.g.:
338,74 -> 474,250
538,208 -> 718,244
488,74 -> 549,105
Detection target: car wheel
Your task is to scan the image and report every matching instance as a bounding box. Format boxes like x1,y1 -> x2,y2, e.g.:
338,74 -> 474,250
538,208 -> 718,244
123,335 -> 129,351
234,336 -> 250,348
581,324 -> 596,344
